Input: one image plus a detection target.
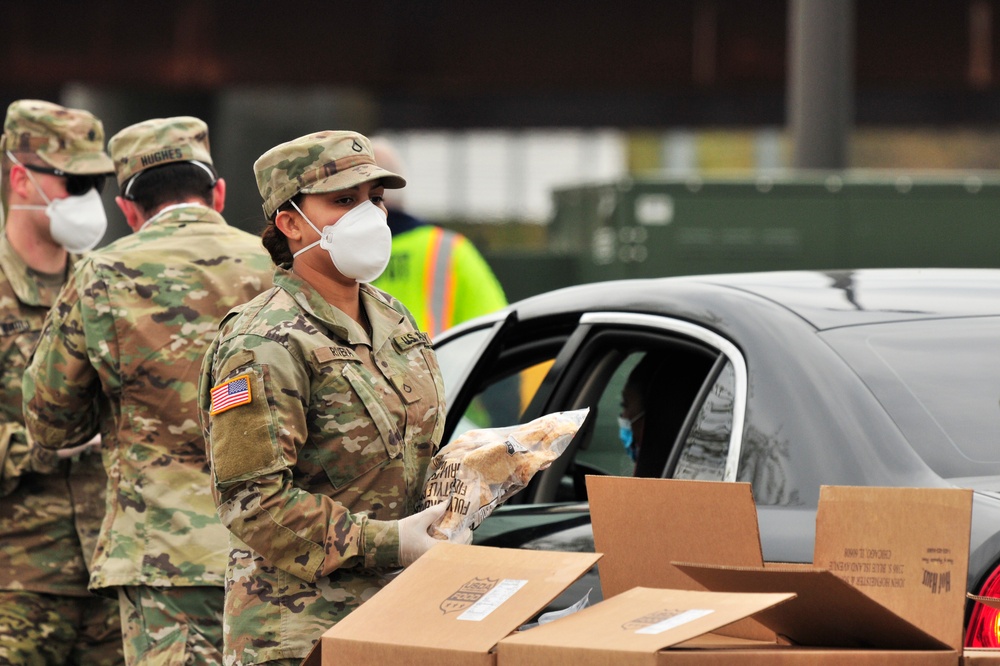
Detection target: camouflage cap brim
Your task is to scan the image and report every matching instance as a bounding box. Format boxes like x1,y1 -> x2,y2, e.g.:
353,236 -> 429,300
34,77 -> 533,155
39,148 -> 115,176
300,164 -> 405,199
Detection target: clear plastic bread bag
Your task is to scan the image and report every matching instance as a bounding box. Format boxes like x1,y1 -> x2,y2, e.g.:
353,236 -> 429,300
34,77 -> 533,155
420,408 -> 590,540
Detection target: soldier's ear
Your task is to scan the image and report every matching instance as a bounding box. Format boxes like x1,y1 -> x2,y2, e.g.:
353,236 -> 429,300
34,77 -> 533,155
274,208 -> 303,242
7,163 -> 33,200
210,178 -> 226,214
116,196 -> 146,233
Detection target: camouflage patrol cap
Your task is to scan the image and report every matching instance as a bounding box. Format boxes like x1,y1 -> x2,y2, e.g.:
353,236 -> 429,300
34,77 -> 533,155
254,130 -> 405,218
2,99 -> 113,175
108,116 -> 214,188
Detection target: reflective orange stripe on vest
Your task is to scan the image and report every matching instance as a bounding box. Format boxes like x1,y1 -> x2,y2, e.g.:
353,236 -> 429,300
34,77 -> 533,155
423,227 -> 459,337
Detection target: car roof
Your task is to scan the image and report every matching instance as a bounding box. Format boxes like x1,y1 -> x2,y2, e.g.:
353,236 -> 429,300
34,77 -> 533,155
508,268 -> 1000,331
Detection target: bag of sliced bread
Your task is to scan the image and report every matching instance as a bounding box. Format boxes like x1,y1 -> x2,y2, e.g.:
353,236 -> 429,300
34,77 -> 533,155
421,408 -> 590,539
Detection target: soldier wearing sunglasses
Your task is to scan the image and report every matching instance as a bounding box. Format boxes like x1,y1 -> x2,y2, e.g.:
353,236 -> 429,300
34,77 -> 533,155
0,100 -> 123,665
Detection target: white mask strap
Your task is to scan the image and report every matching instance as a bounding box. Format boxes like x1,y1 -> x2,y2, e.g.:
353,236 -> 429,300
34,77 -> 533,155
289,199 -> 324,259
124,160 -> 216,201
5,151 -> 53,207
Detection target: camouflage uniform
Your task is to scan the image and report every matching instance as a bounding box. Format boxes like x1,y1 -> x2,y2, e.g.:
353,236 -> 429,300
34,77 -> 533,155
200,271 -> 445,665
0,100 -> 123,666
198,130 -> 444,665
22,116 -> 273,665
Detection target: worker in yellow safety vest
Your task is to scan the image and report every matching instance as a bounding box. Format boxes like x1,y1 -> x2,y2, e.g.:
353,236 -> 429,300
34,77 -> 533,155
371,137 -> 508,338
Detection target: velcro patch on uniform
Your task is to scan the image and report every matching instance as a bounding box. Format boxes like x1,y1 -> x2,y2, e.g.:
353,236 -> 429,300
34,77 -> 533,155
393,331 -> 431,352
389,373 -> 421,405
222,349 -> 257,373
0,320 -> 30,336
209,374 -> 252,415
312,346 -> 361,364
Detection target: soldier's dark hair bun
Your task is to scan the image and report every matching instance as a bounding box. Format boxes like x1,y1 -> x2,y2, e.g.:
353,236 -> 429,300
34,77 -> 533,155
261,221 -> 292,267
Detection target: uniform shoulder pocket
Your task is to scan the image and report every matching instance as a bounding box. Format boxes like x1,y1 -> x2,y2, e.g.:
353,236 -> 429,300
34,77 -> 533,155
208,365 -> 282,485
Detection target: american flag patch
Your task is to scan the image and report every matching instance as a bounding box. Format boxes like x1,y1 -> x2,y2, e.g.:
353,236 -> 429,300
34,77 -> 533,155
209,374 -> 252,415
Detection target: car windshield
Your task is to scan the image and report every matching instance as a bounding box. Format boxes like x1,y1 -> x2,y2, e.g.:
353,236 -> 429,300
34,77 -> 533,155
822,316 -> 1000,485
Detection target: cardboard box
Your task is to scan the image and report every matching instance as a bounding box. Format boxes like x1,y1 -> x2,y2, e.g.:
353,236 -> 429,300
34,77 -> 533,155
313,542 -> 600,665
498,585 -> 958,665
811,485 -> 971,649
527,477 -> 973,664
673,564 -> 951,650
968,595 -> 1000,610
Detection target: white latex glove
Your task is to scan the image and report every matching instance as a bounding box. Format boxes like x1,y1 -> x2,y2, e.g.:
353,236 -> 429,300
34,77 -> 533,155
398,501 -> 473,566
56,434 -> 101,459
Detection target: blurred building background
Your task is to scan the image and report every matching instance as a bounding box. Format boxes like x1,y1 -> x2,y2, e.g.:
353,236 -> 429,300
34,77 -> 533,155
3,0 -> 999,297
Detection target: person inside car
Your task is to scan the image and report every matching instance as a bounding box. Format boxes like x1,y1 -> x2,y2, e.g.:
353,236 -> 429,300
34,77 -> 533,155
620,353 -> 677,478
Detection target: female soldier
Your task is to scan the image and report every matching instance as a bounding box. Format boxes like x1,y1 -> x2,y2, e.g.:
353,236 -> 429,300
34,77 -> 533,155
198,130 -> 469,666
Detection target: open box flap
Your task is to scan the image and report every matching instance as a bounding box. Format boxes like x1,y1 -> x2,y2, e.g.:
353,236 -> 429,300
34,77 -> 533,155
813,485 -> 973,651
498,586 -> 795,654
968,594 -> 1000,611
587,476 -> 773,642
587,476 -> 763,598
674,563 -> 951,650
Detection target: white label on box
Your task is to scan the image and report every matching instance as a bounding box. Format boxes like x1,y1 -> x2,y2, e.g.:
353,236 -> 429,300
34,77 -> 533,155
635,609 -> 714,634
456,579 -> 528,622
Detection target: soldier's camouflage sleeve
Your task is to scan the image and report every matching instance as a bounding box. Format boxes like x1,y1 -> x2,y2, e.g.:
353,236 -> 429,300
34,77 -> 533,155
0,232 -> 102,597
203,329 -> 400,580
22,268 -> 101,451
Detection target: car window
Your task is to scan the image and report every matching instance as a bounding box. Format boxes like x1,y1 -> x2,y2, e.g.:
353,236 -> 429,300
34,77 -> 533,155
671,360 -> 734,481
533,328 -> 730,502
450,360 -> 554,440
572,353 -> 641,479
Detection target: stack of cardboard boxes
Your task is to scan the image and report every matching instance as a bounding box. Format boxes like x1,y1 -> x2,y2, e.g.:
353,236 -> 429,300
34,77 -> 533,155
309,478 -> 1000,665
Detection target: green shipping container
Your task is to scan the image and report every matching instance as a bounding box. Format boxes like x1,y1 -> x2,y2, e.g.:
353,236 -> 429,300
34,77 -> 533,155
545,172 -> 1000,286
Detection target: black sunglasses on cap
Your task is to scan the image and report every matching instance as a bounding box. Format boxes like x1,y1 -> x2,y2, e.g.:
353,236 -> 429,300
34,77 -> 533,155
22,163 -> 106,196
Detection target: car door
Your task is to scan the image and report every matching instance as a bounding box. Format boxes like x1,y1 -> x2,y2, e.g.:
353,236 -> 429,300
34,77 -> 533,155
434,310 -> 749,502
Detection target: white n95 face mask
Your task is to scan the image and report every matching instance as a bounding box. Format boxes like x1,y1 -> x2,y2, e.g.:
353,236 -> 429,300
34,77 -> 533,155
47,189 -> 108,252
8,170 -> 108,253
291,199 -> 392,283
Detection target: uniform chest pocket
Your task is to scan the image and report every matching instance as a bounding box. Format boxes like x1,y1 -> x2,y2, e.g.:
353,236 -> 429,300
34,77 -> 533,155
0,322 -> 38,365
308,359 -> 404,490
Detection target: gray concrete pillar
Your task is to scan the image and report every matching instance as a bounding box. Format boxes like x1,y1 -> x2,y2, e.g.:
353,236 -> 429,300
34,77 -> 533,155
787,0 -> 855,169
